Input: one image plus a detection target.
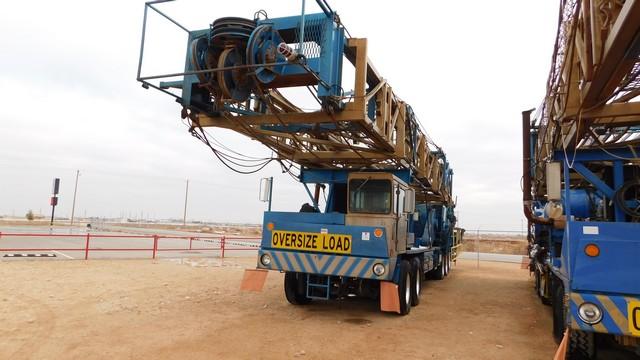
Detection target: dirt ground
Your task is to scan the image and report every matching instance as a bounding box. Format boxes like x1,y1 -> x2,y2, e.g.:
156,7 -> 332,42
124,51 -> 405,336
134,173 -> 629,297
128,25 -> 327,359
0,258 -> 556,359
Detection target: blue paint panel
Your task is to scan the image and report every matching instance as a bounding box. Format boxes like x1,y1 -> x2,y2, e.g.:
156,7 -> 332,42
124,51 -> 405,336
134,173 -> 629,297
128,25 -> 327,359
554,147 -> 640,162
264,211 -> 345,226
568,221 -> 640,295
299,168 -> 412,184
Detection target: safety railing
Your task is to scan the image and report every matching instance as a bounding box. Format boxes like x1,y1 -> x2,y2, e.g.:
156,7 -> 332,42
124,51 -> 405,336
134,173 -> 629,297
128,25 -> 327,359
0,231 -> 261,260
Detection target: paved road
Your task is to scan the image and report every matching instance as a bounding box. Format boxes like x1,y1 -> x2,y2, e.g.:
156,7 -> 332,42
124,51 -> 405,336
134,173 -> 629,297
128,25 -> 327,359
0,226 -> 259,260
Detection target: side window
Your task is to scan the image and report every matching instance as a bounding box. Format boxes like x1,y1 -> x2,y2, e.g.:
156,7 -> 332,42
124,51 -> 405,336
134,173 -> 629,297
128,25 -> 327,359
398,188 -> 405,214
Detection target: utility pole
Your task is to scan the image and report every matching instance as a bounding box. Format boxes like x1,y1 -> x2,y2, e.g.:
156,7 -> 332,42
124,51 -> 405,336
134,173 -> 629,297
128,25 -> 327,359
70,170 -> 80,227
183,179 -> 189,226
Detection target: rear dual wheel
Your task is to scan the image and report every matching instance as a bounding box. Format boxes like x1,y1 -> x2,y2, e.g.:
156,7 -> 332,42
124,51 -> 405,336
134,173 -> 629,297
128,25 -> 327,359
410,257 -> 422,306
397,260 -> 412,315
284,272 -> 311,305
431,253 -> 446,280
444,252 -> 452,276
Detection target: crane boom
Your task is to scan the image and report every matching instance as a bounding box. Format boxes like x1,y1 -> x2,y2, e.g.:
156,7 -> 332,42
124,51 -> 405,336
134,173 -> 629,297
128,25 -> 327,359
137,3 -> 453,205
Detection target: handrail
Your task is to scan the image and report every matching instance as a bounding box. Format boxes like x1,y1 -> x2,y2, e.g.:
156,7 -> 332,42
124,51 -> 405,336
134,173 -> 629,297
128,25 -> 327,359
0,232 -> 261,260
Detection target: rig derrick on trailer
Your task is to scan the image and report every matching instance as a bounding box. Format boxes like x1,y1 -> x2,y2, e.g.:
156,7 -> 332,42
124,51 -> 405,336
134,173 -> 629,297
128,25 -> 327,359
138,0 -> 462,315
523,1 -> 640,358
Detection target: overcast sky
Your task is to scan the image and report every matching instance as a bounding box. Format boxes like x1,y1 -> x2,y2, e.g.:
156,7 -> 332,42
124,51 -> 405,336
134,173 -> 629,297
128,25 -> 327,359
0,1 -> 558,230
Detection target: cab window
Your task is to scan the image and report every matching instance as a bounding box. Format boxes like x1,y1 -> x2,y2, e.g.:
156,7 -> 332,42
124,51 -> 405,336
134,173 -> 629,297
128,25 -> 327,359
349,179 -> 391,214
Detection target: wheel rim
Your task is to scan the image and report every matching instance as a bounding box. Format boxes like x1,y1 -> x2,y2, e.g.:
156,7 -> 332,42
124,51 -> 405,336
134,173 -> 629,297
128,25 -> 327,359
405,276 -> 411,305
415,270 -> 421,295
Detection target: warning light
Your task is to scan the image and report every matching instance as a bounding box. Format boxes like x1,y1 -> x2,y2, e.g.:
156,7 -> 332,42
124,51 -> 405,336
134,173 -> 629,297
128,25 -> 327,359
584,244 -> 600,257
267,222 -> 274,231
374,228 -> 383,238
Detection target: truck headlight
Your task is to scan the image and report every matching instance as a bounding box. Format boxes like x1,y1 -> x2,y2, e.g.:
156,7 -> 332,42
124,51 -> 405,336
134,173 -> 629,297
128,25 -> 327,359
260,254 -> 272,266
373,263 -> 385,276
578,302 -> 603,324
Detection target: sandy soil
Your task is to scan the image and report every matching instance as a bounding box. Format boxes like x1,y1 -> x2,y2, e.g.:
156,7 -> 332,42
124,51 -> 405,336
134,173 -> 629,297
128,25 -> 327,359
0,258 -> 555,360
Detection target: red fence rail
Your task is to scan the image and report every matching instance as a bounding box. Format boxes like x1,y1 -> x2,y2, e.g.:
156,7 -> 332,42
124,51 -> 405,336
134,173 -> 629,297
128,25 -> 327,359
0,231 -> 261,260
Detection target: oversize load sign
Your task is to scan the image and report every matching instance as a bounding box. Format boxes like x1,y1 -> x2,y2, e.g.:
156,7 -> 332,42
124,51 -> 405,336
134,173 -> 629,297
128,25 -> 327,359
271,230 -> 352,254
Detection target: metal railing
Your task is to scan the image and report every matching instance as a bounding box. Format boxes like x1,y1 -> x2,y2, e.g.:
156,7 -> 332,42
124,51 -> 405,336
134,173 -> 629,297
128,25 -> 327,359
0,232 -> 260,260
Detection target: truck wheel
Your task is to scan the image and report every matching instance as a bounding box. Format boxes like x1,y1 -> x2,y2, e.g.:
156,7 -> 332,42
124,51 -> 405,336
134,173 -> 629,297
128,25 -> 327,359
410,257 -> 421,306
444,253 -> 451,276
284,272 -> 311,305
537,269 -> 552,306
397,260 -> 411,315
431,254 -> 446,280
551,277 -> 566,343
567,330 -> 596,359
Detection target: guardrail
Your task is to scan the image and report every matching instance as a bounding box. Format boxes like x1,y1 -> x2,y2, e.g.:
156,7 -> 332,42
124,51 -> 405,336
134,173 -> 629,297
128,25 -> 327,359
0,232 -> 261,260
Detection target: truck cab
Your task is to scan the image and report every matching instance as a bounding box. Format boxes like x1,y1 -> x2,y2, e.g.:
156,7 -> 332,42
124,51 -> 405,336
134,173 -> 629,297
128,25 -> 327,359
256,168 -> 458,315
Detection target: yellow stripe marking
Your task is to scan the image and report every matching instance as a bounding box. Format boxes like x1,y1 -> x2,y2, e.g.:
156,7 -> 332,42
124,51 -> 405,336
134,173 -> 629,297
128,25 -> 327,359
297,254 -> 312,273
285,253 -> 301,272
351,259 -> 368,277
335,258 -> 355,275
596,295 -> 627,334
273,252 -> 289,271
313,254 -> 331,270
573,293 -> 607,333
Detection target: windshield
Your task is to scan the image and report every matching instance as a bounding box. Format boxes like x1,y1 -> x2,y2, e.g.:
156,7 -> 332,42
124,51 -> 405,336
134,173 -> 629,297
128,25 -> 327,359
349,179 -> 391,214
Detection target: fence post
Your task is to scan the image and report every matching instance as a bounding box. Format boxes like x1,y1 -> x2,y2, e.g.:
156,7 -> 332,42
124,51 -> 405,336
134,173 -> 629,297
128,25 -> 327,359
221,236 -> 226,259
84,233 -> 90,260
189,237 -> 193,251
152,235 -> 158,259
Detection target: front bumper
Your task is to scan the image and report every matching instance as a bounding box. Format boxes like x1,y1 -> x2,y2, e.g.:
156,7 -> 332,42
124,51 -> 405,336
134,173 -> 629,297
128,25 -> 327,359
570,292 -> 640,336
257,249 -> 394,281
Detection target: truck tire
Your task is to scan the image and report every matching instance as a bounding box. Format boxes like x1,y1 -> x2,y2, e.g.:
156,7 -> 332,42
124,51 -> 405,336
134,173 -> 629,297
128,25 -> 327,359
410,257 -> 421,306
536,269 -> 552,306
551,276 -> 566,343
431,254 -> 446,280
567,330 -> 595,360
397,260 -> 411,315
284,272 -> 311,305
444,253 -> 450,276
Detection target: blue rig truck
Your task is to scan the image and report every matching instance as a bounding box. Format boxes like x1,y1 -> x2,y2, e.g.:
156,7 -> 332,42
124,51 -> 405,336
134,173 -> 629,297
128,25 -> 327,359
523,109 -> 640,358
136,0 -> 462,315
522,1 -> 640,358
257,168 -> 461,315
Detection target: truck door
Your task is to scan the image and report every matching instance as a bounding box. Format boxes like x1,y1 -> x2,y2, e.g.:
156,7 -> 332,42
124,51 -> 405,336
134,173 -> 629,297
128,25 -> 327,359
395,184 -> 408,251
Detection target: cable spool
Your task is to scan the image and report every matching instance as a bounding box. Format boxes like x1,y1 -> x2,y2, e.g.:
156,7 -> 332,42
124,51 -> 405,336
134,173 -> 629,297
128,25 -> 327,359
217,47 -> 253,102
210,17 -> 256,48
246,25 -> 286,84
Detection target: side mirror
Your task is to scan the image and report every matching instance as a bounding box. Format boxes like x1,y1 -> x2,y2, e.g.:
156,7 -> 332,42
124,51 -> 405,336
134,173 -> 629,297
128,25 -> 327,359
259,177 -> 272,202
404,189 -> 415,213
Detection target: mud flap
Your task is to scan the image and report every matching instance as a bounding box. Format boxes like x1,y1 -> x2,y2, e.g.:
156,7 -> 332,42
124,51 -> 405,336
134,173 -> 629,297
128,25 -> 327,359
240,269 -> 268,292
380,281 -> 400,314
553,329 -> 569,360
